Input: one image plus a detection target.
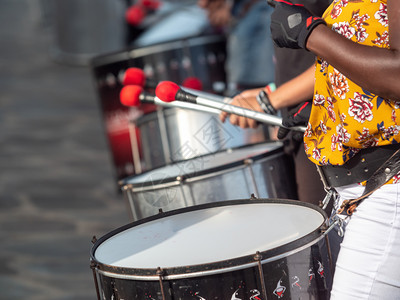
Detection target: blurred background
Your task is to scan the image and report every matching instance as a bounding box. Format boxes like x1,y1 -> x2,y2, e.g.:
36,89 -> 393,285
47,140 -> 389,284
0,0 -> 277,299
0,0 -> 132,299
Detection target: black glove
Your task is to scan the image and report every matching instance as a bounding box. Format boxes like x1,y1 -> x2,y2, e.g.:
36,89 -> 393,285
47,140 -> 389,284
270,0 -> 326,49
277,101 -> 312,140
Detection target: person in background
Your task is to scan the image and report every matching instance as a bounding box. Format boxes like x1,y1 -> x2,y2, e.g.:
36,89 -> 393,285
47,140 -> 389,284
198,0 -> 275,94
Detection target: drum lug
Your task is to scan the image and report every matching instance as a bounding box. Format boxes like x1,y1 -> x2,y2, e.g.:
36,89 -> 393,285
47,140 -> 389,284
89,259 -> 97,271
244,158 -> 254,165
121,184 -> 131,191
253,251 -> 268,300
250,193 -> 258,200
91,236 -> 97,244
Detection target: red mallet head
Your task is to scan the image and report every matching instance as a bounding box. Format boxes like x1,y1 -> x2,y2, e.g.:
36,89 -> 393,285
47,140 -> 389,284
125,5 -> 145,26
155,81 -> 180,102
140,0 -> 161,10
122,68 -> 146,86
120,85 -> 143,107
182,77 -> 203,91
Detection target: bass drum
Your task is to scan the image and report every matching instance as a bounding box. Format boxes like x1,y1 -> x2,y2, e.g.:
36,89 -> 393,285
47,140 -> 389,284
91,35 -> 271,182
120,142 -> 297,221
130,107 -> 270,172
90,199 -> 333,300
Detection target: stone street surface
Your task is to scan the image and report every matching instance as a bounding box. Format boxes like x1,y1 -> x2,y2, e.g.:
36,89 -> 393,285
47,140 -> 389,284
0,1 -> 130,299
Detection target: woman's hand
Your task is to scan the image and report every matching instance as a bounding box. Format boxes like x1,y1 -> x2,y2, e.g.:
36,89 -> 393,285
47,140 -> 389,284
219,88 -> 264,129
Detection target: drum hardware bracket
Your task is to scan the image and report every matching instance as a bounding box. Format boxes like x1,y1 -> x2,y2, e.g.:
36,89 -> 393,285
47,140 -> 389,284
320,188 -> 337,210
254,251 -> 268,300
329,214 -> 347,237
250,193 -> 258,200
111,280 -> 120,300
317,217 -> 340,280
156,267 -> 167,300
321,216 -> 341,236
316,165 -> 331,192
121,184 -> 131,191
157,108 -> 173,165
321,228 -> 336,280
90,260 -> 101,300
91,236 -> 97,244
246,161 -> 260,198
159,208 -> 164,214
177,178 -> 191,209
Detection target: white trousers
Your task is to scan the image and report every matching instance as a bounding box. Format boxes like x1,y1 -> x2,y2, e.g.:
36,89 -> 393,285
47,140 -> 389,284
330,183 -> 400,299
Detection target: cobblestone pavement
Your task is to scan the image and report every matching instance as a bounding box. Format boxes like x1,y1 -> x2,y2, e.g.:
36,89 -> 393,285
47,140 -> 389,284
0,1 -> 130,299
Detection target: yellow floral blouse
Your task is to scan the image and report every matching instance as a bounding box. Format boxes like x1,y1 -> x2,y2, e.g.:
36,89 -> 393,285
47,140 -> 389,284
304,0 -> 399,175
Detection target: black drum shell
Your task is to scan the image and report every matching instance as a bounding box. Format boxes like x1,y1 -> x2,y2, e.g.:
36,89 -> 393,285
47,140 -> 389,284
90,199 -> 332,300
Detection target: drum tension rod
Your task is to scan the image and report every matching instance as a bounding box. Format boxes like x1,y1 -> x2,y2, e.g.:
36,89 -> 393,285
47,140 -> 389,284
111,280 -> 120,299
90,236 -> 101,300
254,251 -> 268,300
90,260 -> 101,300
157,267 -> 167,300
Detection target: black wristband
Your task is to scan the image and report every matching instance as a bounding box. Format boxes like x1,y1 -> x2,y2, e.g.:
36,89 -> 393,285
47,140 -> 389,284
257,90 -> 277,115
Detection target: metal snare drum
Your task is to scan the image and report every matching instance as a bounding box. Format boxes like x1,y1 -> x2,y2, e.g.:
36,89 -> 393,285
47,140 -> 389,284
90,199 -> 332,300
120,142 -> 297,221
131,107 -> 270,172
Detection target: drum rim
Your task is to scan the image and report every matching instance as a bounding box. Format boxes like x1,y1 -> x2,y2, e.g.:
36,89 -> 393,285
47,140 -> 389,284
119,141 -> 284,189
90,34 -> 226,68
91,198 -> 327,280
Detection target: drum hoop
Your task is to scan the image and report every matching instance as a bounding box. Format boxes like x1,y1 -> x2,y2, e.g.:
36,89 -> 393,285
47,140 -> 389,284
123,179 -> 181,192
91,199 -> 327,280
124,162 -> 252,193
120,142 -> 283,190
90,35 -> 226,68
94,232 -> 326,281
183,151 -> 283,184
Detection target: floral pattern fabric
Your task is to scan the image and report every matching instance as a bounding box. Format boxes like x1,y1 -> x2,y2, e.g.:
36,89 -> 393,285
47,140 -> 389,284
304,0 -> 400,181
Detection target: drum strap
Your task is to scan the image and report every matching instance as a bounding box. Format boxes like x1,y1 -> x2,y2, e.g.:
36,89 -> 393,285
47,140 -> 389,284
317,143 -> 400,188
336,148 -> 400,216
316,144 -> 400,216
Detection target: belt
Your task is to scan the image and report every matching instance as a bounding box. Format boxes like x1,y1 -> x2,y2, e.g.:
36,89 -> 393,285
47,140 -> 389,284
317,143 -> 400,188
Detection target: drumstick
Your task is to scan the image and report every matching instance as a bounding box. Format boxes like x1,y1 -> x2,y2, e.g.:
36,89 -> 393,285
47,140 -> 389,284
155,81 -> 307,132
120,85 -> 222,115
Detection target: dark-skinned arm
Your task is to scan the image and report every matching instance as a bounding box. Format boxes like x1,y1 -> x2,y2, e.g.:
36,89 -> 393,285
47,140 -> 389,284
306,1 -> 400,101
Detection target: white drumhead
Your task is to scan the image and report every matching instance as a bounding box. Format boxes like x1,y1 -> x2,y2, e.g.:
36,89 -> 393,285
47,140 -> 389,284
126,142 -> 281,184
94,202 -> 325,269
